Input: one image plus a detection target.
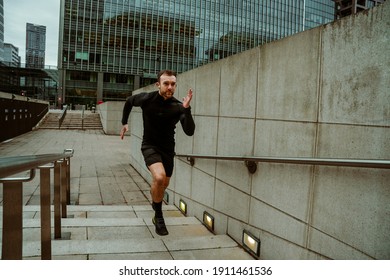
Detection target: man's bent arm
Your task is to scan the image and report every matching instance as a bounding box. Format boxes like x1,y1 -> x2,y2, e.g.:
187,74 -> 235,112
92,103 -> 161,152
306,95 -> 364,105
180,107 -> 195,136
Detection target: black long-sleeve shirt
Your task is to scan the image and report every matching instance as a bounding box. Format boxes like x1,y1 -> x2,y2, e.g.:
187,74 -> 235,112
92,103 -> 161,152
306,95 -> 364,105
121,91 -> 195,153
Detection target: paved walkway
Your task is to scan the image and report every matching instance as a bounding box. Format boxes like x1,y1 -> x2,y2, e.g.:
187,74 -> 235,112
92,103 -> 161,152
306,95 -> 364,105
0,129 -> 148,206
0,128 -> 254,260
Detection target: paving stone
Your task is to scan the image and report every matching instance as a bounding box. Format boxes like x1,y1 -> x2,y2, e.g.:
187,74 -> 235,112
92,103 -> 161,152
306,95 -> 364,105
171,247 -> 255,260
89,252 -> 173,260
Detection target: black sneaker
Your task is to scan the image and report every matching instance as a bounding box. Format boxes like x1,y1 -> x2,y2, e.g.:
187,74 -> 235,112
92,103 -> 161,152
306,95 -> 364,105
152,216 -> 169,236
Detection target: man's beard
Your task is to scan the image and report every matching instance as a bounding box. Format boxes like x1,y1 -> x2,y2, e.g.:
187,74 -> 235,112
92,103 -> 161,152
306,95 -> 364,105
161,90 -> 174,99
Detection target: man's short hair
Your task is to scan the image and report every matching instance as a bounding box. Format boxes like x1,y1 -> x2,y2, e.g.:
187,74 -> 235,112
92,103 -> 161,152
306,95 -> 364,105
157,70 -> 177,82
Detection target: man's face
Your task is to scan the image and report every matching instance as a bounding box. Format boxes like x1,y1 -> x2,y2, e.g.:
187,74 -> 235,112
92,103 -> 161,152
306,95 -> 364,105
157,74 -> 177,100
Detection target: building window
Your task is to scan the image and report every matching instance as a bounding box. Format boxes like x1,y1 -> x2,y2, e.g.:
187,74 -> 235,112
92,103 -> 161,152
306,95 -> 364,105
69,71 -> 90,81
76,52 -> 88,61
116,74 -> 129,84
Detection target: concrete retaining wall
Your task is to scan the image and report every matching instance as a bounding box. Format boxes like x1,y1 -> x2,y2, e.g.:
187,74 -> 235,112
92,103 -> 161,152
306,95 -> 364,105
0,92 -> 49,142
98,101 -> 129,135
125,3 -> 389,259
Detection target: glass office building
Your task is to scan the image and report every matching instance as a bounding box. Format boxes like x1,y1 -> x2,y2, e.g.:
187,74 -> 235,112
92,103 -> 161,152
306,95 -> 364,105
26,23 -> 46,69
58,0 -> 335,106
305,1 -> 335,29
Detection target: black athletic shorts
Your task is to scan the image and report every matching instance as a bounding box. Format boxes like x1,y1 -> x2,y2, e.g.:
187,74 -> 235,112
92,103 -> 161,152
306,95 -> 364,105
141,146 -> 175,177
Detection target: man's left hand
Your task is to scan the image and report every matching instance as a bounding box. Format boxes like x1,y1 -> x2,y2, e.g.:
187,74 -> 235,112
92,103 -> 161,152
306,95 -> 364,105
182,88 -> 193,108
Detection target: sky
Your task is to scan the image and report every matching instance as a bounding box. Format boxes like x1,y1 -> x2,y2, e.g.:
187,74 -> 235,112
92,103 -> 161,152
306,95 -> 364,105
3,0 -> 61,67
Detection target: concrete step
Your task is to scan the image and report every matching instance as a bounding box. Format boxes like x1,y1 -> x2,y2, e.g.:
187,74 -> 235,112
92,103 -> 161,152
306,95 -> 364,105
22,235 -> 252,260
39,112 -> 103,130
0,205 -> 255,260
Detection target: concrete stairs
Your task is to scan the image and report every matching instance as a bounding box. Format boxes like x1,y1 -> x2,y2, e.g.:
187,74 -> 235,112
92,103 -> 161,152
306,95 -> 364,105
38,112 -> 61,129
2,205 -> 254,260
39,111 -> 103,130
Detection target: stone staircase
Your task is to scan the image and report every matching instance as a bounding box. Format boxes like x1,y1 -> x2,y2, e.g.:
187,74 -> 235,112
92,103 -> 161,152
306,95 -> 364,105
6,205 -> 254,260
39,111 -> 103,130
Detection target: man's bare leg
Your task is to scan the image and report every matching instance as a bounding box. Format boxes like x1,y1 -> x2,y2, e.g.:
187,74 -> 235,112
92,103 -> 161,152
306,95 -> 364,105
149,162 -> 170,202
148,162 -> 170,235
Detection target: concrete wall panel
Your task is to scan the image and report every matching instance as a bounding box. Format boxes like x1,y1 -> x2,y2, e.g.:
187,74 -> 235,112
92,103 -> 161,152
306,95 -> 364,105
217,117 -> 255,156
251,163 -> 312,221
191,116 -> 218,155
259,230 -> 324,260
317,123 -> 390,158
308,228 -> 373,260
320,4 -> 390,125
216,160 -> 252,194
175,68 -> 196,104
189,158 -> 217,179
193,64 -> 221,116
175,122 -> 195,156
98,101 -> 124,135
191,168 -> 215,208
249,197 -> 307,246
215,180 -> 250,222
312,166 -> 390,259
220,48 -> 259,118
257,28 -> 321,122
173,159 -> 192,197
254,120 -> 317,157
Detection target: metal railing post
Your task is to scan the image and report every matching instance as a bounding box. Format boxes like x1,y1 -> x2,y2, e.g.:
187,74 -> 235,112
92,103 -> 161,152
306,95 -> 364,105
61,160 -> 68,218
2,181 -> 23,259
54,161 -> 62,239
58,104 -> 68,129
1,169 -> 36,260
81,105 -> 85,130
64,149 -> 74,206
66,158 -> 71,204
39,166 -> 52,260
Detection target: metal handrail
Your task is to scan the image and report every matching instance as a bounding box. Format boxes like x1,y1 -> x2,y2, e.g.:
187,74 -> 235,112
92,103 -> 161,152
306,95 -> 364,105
58,104 -> 68,129
81,105 -> 85,130
0,169 -> 36,183
37,106 -> 49,117
176,153 -> 390,173
0,149 -> 74,179
0,149 -> 74,260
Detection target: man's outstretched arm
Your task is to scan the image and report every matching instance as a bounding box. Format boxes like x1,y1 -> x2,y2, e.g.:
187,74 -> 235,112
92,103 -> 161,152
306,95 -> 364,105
120,92 -> 150,139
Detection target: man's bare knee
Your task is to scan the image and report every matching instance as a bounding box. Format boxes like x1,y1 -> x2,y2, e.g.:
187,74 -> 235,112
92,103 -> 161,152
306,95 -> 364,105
149,164 -> 164,184
153,173 -> 166,187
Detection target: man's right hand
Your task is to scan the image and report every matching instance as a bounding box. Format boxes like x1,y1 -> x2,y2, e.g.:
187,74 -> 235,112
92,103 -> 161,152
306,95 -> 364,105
120,124 -> 129,140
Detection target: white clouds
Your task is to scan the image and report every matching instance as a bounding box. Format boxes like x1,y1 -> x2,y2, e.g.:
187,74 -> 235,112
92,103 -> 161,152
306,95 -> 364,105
4,0 -> 60,66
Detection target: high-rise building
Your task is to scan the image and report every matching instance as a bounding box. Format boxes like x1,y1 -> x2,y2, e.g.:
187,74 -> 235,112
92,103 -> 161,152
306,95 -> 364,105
0,0 -> 4,63
26,23 -> 46,69
58,0 -> 335,106
3,43 -> 20,67
2,43 -> 20,87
